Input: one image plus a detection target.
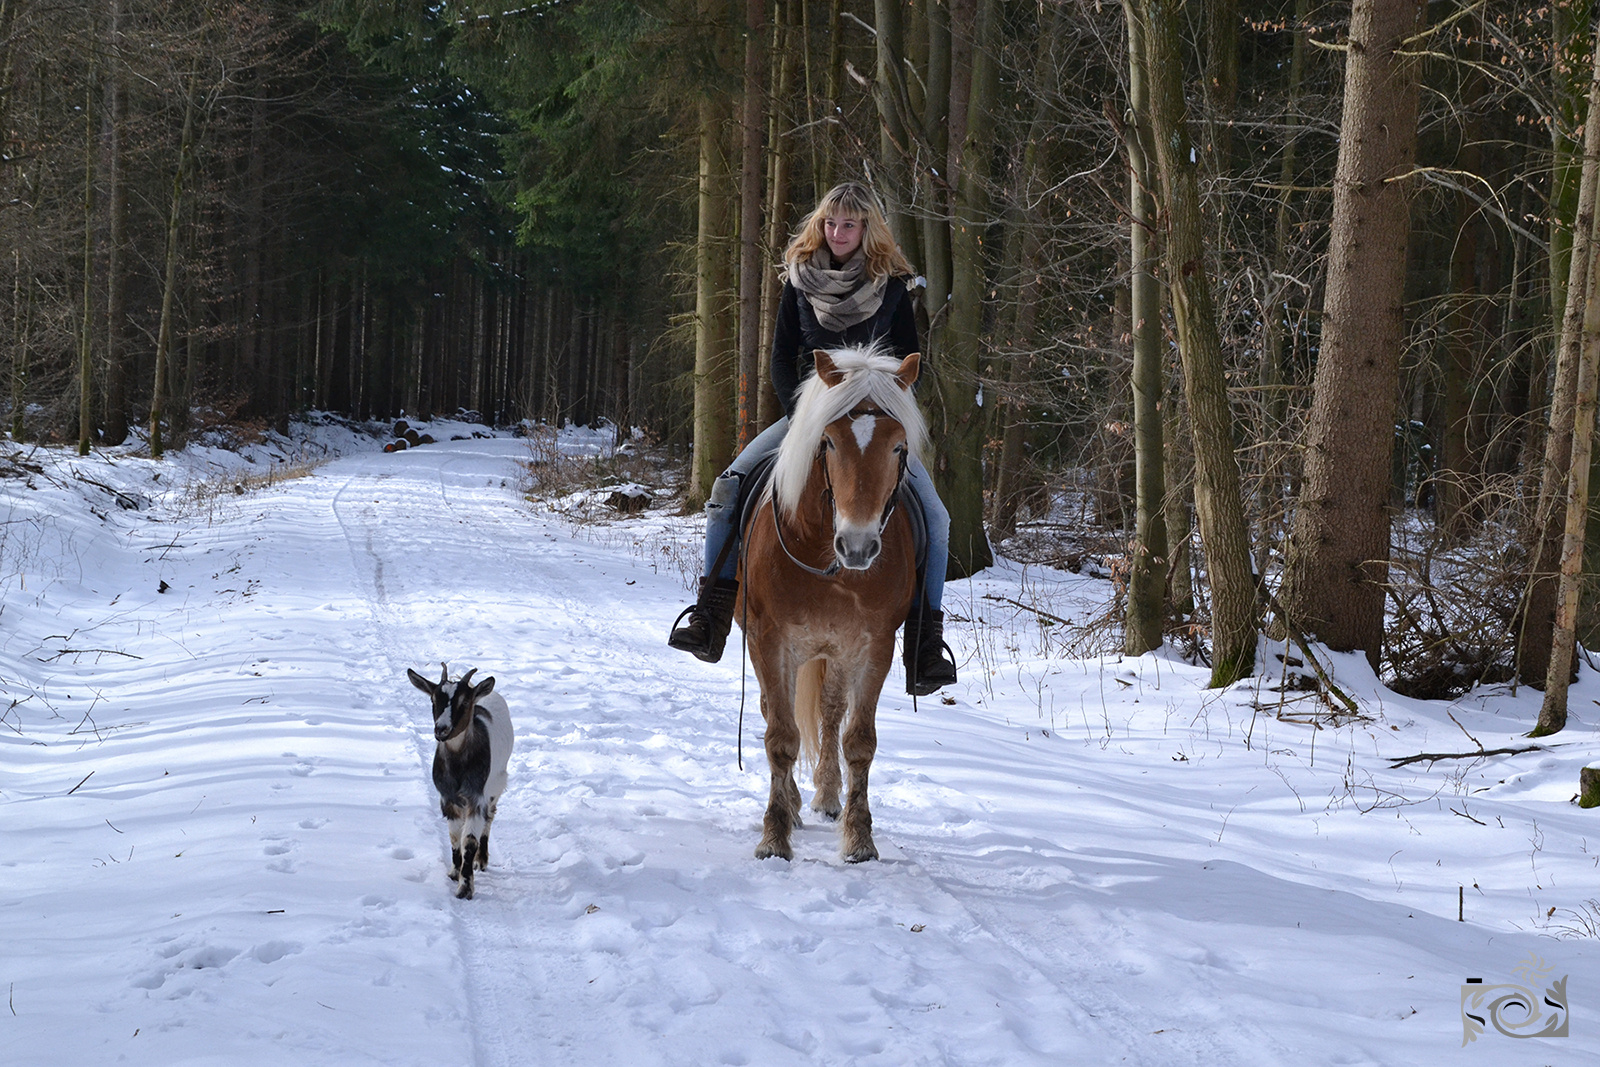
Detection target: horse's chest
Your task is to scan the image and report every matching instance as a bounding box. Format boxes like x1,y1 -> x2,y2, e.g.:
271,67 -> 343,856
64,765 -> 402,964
782,610 -> 892,661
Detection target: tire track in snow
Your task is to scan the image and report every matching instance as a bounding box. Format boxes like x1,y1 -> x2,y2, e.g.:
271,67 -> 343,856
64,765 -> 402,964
323,443 -> 665,1067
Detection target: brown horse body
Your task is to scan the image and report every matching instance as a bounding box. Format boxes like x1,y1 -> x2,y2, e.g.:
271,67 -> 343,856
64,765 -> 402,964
736,347 -> 924,862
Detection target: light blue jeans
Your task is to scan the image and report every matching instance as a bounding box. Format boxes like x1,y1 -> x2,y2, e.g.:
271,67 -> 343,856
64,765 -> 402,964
703,417 -> 949,612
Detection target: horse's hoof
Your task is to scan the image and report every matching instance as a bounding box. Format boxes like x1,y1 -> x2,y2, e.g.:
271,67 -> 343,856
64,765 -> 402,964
448,868 -> 460,881
812,801 -> 842,821
455,881 -> 475,900
754,840 -> 793,861
843,843 -> 878,864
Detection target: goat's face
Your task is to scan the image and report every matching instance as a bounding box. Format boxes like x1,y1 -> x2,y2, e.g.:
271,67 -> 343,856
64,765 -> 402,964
407,665 -> 496,743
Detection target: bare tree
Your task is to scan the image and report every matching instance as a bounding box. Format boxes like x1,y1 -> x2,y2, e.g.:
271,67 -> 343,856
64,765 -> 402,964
1281,0 -> 1427,669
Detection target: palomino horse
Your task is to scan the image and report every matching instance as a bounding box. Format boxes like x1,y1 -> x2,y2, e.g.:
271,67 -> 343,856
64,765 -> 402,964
737,345 -> 925,862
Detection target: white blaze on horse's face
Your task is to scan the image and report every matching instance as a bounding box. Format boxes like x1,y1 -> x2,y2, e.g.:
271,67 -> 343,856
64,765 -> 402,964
851,414 -> 877,452
824,413 -> 907,571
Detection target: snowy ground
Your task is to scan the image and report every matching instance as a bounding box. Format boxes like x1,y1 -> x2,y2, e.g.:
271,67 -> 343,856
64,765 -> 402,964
2,420 -> 1598,1066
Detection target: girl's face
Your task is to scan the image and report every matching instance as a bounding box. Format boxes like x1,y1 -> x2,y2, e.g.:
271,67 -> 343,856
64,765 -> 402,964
823,214 -> 865,261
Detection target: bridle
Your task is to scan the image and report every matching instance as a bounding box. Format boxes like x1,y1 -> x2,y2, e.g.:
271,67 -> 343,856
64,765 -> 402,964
770,405 -> 910,579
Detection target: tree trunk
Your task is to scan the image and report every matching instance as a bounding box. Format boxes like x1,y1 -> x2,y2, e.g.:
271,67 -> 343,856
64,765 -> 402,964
1519,21 -> 1600,686
929,0 -> 995,578
690,53 -> 738,508
758,0 -> 794,430
76,57 -> 95,457
150,76 -> 197,459
100,0 -> 129,446
1122,0 -> 1168,656
1536,197 -> 1600,736
1281,0 -> 1426,670
1256,0 -> 1309,576
1137,0 -> 1255,685
10,249 -> 29,440
1548,0 -> 1595,339
737,0 -> 765,449
989,141 -> 1047,537
871,0 -> 918,261
1432,24 -> 1486,543
240,86 -> 267,411
1202,0 -> 1238,179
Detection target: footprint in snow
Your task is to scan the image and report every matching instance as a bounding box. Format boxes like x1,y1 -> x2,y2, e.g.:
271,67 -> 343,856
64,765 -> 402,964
251,940 -> 302,964
130,945 -> 242,991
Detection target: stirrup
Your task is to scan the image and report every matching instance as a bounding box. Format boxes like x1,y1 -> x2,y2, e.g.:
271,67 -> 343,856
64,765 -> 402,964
668,577 -> 739,663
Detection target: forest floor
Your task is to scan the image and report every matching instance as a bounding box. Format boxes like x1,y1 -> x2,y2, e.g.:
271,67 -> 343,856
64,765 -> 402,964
1,418 -> 1597,1066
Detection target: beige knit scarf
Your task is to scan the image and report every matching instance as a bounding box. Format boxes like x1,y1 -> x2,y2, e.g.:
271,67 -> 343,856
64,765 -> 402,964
787,249 -> 888,333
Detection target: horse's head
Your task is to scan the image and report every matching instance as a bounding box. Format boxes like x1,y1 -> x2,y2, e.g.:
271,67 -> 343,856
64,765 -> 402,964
808,349 -> 921,571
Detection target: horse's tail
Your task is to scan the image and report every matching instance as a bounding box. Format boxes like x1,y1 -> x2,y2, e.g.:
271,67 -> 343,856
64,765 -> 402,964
794,657 -> 826,769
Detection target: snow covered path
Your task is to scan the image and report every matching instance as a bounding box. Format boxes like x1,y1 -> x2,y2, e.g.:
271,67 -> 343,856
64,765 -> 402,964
4,431 -> 1600,1065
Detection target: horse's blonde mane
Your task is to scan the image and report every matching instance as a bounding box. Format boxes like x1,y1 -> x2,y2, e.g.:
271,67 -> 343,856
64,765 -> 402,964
771,344 -> 928,516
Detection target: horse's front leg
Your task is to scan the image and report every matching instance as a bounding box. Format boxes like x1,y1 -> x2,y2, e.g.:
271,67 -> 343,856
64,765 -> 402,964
756,688 -> 802,861
839,657 -> 891,863
811,672 -> 845,821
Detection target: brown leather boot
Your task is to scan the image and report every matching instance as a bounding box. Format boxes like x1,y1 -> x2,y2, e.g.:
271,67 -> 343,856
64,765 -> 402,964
668,577 -> 740,663
904,608 -> 957,695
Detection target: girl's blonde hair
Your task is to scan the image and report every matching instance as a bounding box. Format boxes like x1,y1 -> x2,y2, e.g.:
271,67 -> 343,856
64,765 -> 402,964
783,182 -> 915,281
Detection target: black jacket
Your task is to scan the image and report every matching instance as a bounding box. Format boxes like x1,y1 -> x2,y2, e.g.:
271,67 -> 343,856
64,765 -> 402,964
770,275 -> 920,418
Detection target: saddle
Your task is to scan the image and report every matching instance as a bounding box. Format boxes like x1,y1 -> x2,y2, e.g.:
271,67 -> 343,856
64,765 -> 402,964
722,452 -> 928,579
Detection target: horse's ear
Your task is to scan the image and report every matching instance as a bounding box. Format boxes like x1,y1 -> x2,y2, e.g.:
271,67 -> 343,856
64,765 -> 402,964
814,350 -> 845,386
895,352 -> 921,389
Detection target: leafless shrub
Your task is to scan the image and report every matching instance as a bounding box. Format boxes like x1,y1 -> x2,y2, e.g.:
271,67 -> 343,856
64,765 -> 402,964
1546,900 -> 1600,940
169,456 -> 324,523
1383,488 -> 1525,700
521,424 -> 681,526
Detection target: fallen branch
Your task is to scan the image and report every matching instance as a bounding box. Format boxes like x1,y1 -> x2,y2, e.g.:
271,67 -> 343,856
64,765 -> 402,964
40,648 -> 144,663
980,594 -> 1073,629
1255,580 -> 1362,716
1389,745 -> 1544,768
72,472 -> 142,510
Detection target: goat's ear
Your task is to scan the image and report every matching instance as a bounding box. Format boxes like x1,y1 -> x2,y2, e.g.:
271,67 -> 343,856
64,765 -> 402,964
814,350 -> 845,386
472,675 -> 496,699
406,668 -> 435,695
895,352 -> 921,389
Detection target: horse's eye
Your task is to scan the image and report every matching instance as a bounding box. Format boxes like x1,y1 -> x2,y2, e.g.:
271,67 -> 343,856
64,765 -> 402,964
820,438 -> 835,452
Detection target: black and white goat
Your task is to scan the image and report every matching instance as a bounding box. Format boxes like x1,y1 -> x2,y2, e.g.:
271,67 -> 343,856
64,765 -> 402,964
407,664 -> 514,899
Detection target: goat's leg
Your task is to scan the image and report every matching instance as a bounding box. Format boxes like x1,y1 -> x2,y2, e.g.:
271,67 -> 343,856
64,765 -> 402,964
447,818 -> 463,882
478,796 -> 498,871
456,804 -> 488,899
457,836 -> 478,899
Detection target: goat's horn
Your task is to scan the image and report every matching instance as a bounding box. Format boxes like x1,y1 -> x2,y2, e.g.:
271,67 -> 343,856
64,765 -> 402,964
460,668 -> 477,689
439,662 -> 449,685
